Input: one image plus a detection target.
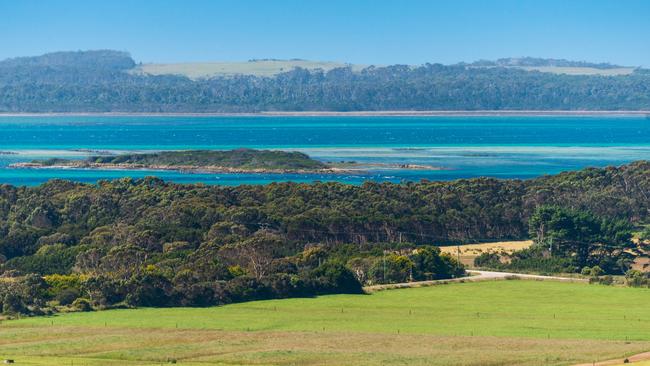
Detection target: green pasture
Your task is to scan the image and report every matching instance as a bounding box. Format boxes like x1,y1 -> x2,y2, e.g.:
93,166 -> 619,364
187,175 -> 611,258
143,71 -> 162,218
2,280 -> 650,366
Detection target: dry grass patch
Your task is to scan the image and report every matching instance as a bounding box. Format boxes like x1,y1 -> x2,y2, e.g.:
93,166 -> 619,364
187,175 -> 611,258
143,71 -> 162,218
440,240 -> 533,266
519,66 -> 636,76
132,60 -> 368,79
1,325 -> 649,366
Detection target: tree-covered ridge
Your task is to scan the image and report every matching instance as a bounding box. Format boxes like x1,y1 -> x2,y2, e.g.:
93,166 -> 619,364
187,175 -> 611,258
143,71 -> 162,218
0,50 -> 135,70
29,149 -> 329,171
0,51 -> 649,112
0,161 -> 649,314
470,57 -> 627,69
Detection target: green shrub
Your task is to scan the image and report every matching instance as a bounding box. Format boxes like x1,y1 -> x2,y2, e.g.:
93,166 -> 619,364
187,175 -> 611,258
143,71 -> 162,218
590,266 -> 604,277
43,273 -> 88,299
625,270 -> 649,287
599,275 -> 614,285
72,298 -> 93,312
308,262 -> 363,294
369,254 -> 413,284
2,293 -> 26,314
638,227 -> 650,242
4,244 -> 86,275
412,246 -> 465,280
55,288 -> 80,306
474,252 -> 502,269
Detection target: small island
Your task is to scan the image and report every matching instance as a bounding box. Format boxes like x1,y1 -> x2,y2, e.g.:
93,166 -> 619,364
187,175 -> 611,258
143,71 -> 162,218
11,149 -> 335,174
10,149 -> 448,174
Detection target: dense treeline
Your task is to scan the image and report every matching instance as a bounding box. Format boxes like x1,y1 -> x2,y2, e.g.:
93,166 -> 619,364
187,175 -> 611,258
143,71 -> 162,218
1,51 -> 649,112
475,205 -> 643,276
470,57 -> 625,69
1,161 -> 650,314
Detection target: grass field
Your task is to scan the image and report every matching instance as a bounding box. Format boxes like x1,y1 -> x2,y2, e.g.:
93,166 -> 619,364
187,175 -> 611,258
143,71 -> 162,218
131,60 -> 368,79
2,281 -> 650,365
518,66 -> 636,75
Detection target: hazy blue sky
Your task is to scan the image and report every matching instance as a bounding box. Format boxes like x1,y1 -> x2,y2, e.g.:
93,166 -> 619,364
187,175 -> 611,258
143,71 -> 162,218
1,0 -> 648,66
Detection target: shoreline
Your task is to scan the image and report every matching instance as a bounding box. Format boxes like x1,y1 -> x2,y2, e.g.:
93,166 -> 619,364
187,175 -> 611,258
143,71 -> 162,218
10,162 -> 346,175
0,110 -> 649,117
10,162 -> 447,175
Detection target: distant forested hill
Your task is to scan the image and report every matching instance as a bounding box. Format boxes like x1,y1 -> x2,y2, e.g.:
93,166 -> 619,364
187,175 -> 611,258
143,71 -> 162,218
0,50 -> 649,112
469,57 -> 627,69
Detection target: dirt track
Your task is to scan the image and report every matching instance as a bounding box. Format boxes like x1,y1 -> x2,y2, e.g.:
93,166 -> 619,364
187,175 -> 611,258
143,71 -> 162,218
573,351 -> 650,366
363,270 -> 586,292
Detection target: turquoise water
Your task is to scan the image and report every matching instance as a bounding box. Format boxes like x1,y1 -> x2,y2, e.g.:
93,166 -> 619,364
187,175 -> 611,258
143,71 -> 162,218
1,115 -> 649,186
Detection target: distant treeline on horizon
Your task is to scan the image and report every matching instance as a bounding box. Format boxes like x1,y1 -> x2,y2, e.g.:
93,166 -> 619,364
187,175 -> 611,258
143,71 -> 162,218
0,50 -> 649,113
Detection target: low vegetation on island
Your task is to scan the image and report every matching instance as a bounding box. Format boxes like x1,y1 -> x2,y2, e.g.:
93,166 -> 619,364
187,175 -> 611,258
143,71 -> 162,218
12,149 -> 444,174
0,161 -> 649,317
14,149 -> 332,173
